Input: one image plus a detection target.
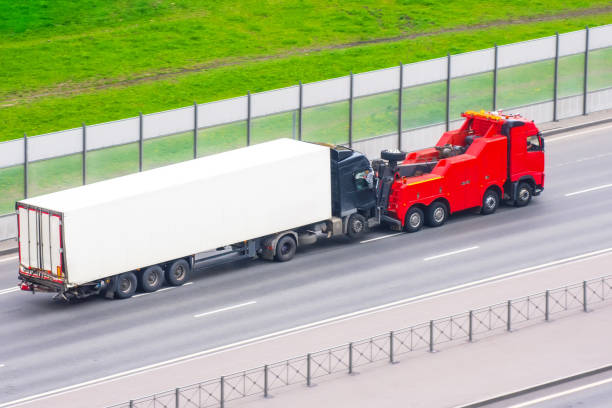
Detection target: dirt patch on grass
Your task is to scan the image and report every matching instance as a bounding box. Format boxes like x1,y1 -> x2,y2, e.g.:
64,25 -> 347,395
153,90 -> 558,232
2,5 -> 611,107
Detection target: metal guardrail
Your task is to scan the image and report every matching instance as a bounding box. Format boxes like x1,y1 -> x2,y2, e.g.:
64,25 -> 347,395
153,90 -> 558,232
108,275 -> 612,408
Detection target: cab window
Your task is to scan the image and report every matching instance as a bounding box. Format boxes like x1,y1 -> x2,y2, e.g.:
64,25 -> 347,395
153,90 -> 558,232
354,169 -> 372,191
527,134 -> 542,152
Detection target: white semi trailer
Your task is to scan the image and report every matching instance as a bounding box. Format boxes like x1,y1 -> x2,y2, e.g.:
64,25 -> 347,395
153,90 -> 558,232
17,138 -> 389,300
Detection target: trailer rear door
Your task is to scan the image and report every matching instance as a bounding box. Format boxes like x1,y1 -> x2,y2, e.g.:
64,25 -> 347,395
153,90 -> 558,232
18,206 -> 65,282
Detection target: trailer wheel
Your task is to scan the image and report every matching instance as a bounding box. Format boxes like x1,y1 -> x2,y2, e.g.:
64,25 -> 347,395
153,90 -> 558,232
140,266 -> 164,292
404,207 -> 424,233
515,182 -> 532,207
275,235 -> 297,262
347,213 -> 367,238
115,272 -> 137,299
481,188 -> 499,215
426,202 -> 448,227
166,259 -> 190,286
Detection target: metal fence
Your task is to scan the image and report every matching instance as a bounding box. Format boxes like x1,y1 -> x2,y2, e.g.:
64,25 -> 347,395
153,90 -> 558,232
108,275 -> 612,408
1,24 -> 611,232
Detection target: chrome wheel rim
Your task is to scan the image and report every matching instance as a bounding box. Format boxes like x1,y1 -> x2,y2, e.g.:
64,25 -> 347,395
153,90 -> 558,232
174,265 -> 185,280
352,219 -> 364,233
519,189 -> 530,201
409,212 -> 421,228
433,207 -> 445,223
485,195 -> 496,209
119,278 -> 131,293
147,271 -> 159,286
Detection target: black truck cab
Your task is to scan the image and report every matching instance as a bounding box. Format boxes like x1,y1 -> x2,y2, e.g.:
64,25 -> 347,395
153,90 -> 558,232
329,145 -> 377,218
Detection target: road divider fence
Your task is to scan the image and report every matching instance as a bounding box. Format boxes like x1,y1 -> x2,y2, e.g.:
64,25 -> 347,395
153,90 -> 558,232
108,274 -> 612,408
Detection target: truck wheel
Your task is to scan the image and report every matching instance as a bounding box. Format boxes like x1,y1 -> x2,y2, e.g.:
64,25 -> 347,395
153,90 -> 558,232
404,207 -> 424,233
166,259 -> 190,286
515,182 -> 532,207
347,213 -> 367,238
115,272 -> 137,299
275,235 -> 297,262
381,150 -> 407,162
140,265 -> 164,292
426,202 -> 448,227
481,188 -> 499,215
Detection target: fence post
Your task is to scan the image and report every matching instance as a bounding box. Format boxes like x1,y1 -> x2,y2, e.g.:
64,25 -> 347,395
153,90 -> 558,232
493,44 -> 498,111
429,320 -> 434,352
468,310 -> 473,342
583,281 -> 588,312
553,33 -> 559,121
220,376 -> 224,408
545,290 -> 550,321
264,365 -> 269,398
583,26 -> 589,116
82,123 -> 87,185
306,353 -> 311,386
23,133 -> 28,199
175,387 -> 180,408
446,53 -> 451,132
298,80 -> 303,141
349,71 -> 354,148
129,400 -> 134,408
389,331 -> 394,363
138,112 -> 143,172
247,91 -> 251,146
348,342 -> 353,374
193,101 -> 198,159
507,300 -> 512,332
292,111 -> 296,139
398,62 -> 403,150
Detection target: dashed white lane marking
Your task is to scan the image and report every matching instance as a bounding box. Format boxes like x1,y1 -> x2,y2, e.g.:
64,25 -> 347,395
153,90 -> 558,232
546,123 -> 612,143
0,287 -> 19,296
0,255 -> 19,263
508,376 -> 612,408
423,246 -> 479,261
0,364 -> 5,368
133,282 -> 193,298
194,301 -> 257,318
565,183 -> 612,197
360,232 -> 404,244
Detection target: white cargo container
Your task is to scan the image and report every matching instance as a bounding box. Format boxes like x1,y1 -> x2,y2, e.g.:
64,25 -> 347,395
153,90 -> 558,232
17,138 -> 382,300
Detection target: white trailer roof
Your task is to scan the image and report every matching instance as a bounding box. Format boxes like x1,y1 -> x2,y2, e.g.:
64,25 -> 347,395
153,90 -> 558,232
21,138 -> 328,213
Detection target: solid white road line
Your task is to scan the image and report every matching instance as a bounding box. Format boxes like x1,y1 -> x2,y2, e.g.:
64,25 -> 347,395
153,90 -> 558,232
193,301 -> 257,318
2,246 -> 612,408
132,283 -> 193,298
507,376 -> 612,408
546,123 -> 612,143
565,183 -> 612,197
423,246 -> 479,261
0,287 -> 19,296
360,232 -> 404,244
0,255 -> 19,263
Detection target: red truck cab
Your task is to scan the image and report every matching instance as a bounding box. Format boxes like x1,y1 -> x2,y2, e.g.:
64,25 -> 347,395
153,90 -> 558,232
385,110 -> 545,232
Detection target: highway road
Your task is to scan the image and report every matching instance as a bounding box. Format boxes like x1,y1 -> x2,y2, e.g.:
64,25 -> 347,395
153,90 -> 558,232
482,369 -> 612,408
1,123 -> 612,405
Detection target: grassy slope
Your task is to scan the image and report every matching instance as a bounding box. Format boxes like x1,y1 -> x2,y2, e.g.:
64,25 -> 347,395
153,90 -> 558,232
0,0 -> 611,139
1,2 -> 611,214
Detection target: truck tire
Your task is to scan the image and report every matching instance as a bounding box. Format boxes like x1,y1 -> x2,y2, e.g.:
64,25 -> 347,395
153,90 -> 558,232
347,213 -> 367,238
275,235 -> 297,262
515,182 -> 532,207
140,265 -> 164,292
166,259 -> 190,286
404,207 -> 424,233
381,150 -> 407,162
481,188 -> 499,215
115,272 -> 137,299
426,202 -> 448,227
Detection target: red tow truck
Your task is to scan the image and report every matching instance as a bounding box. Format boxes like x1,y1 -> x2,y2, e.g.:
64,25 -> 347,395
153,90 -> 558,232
375,110 -> 545,232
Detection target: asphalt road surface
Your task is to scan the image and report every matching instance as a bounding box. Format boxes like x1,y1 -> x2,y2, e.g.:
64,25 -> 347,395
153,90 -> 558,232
1,123 -> 612,404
